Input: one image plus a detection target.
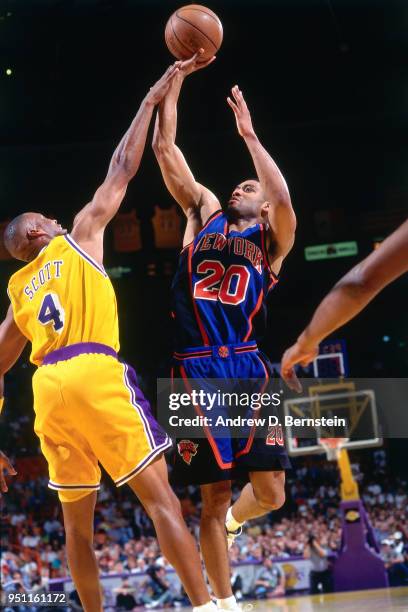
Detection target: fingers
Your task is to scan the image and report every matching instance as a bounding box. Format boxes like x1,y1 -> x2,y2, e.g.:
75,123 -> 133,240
165,61 -> 181,77
193,48 -> 205,61
227,96 -> 239,113
4,457 -> 17,475
231,84 -> 243,103
180,48 -> 203,69
0,469 -> 7,493
195,55 -> 216,71
281,368 -> 303,393
0,455 -> 17,494
180,48 -> 216,74
280,346 -> 302,392
168,65 -> 180,80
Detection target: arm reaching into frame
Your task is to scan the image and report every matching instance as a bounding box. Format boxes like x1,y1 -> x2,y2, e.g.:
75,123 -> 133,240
227,85 -> 296,270
152,51 -> 220,243
0,450 -> 17,496
0,305 -> 27,386
281,219 -> 408,391
71,63 -> 180,264
0,304 -> 28,445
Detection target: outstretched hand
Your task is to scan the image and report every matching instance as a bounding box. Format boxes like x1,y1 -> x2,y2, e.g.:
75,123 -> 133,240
146,63 -> 181,105
178,49 -> 216,77
227,85 -> 255,138
0,450 -> 17,496
280,341 -> 319,393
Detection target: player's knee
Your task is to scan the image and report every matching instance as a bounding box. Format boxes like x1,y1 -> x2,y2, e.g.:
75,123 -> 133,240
64,522 -> 93,546
254,485 -> 286,512
145,491 -> 183,521
201,483 -> 232,518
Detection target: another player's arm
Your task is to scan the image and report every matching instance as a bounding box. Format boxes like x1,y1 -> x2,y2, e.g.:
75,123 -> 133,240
152,52 -> 220,240
227,86 -> 296,268
281,219 -> 408,390
0,450 -> 17,495
0,304 -> 27,412
71,63 -> 180,264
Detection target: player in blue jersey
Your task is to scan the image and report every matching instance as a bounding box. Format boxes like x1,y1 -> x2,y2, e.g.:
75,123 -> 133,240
153,52 -> 296,610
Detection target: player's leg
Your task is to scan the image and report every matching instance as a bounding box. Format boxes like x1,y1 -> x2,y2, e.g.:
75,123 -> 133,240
227,353 -> 288,531
227,470 -> 285,527
61,491 -> 103,612
200,481 -> 233,600
127,455 -> 213,608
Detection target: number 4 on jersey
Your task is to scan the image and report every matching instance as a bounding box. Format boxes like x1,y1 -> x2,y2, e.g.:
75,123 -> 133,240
38,293 -> 65,333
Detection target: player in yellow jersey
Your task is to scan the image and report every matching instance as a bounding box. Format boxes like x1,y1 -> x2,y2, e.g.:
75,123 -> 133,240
0,63 -> 216,612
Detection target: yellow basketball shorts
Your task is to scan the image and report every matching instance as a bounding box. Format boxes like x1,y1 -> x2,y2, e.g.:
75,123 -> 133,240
32,343 -> 171,502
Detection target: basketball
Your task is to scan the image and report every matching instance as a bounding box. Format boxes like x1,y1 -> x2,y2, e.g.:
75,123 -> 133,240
165,4 -> 223,62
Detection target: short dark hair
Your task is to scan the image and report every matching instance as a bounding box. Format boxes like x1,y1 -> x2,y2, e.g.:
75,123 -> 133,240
3,215 -> 25,254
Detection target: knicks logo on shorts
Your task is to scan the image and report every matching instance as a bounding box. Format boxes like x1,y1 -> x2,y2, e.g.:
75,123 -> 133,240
218,345 -> 230,358
177,440 -> 198,465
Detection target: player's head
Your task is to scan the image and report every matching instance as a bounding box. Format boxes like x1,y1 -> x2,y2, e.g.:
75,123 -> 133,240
4,213 -> 67,262
227,179 -> 269,221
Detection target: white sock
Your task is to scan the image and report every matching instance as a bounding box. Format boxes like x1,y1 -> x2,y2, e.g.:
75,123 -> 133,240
193,601 -> 217,612
226,507 -> 243,532
216,595 -> 238,609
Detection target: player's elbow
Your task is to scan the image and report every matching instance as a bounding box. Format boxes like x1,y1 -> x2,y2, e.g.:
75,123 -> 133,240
152,136 -> 173,159
337,263 -> 381,300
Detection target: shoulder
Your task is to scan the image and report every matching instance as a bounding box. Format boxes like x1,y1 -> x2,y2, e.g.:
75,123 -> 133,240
198,210 -> 227,235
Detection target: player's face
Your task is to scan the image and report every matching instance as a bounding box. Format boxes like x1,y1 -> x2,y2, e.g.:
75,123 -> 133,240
18,214 -> 67,262
227,180 -> 266,219
39,215 -> 67,239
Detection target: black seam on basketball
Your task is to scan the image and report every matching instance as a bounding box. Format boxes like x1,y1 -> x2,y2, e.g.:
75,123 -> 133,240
171,16 -> 196,55
174,14 -> 219,50
176,8 -> 221,27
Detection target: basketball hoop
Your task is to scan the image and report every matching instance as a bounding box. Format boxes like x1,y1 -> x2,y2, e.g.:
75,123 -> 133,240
318,437 -> 349,461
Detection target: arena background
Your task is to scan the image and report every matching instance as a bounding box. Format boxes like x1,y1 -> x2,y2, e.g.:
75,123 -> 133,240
1,0 -> 407,609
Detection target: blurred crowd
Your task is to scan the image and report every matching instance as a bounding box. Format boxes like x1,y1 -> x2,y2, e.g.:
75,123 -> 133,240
2,448 -> 408,609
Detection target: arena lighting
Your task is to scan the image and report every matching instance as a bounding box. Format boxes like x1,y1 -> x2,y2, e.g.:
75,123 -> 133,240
5,68 -> 12,76
304,241 -> 358,261
382,336 -> 391,343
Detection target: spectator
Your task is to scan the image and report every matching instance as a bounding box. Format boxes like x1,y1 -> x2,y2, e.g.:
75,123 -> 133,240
251,557 -> 285,599
144,565 -> 174,608
68,589 -> 83,611
114,578 -> 138,611
304,535 -> 333,594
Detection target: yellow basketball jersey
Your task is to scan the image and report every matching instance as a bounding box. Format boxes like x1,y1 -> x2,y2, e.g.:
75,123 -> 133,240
8,234 -> 119,365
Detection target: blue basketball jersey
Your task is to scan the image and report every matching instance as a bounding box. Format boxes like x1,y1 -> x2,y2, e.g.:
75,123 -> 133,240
172,211 -> 278,349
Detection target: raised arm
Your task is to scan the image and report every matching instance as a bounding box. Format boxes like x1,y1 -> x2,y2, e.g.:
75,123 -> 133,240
152,52 -> 220,238
227,86 -> 296,267
281,219 -> 408,390
71,63 -> 180,264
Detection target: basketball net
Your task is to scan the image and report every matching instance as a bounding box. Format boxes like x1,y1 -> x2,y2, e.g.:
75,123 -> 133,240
318,437 -> 349,461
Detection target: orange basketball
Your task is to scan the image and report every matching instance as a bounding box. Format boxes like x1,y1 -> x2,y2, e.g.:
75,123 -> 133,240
165,4 -> 223,62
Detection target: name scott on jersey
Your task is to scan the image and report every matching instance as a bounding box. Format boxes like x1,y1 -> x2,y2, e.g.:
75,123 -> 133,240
23,260 -> 64,300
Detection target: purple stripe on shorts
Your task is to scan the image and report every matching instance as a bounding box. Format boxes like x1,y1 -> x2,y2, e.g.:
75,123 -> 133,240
123,363 -> 169,452
115,439 -> 173,487
48,481 -> 100,490
42,342 -> 117,365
